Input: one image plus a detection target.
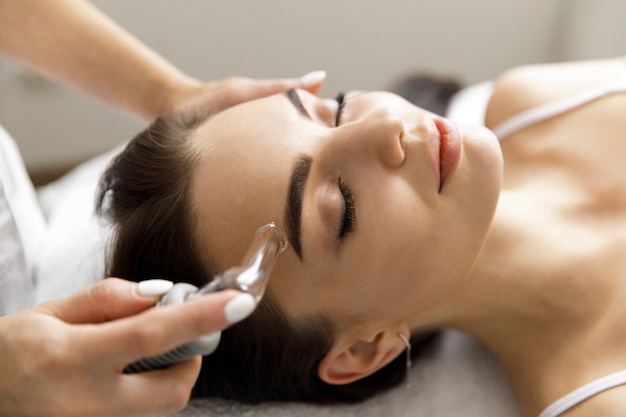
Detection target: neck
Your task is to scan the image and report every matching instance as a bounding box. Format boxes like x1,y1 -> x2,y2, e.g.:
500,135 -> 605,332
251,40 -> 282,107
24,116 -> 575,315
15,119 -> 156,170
418,190 -> 602,414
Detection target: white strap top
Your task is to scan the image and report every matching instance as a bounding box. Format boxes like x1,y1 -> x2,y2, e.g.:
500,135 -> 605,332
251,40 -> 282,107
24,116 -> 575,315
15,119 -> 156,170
492,56 -> 626,141
493,56 -> 626,416
538,370 -> 626,417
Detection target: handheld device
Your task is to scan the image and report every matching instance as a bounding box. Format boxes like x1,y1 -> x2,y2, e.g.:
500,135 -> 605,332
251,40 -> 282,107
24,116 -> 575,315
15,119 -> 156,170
124,222 -> 287,373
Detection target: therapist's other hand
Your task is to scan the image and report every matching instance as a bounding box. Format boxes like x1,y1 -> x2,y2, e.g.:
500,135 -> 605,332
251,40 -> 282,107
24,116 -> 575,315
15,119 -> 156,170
169,70 -> 327,119
0,278 -> 255,417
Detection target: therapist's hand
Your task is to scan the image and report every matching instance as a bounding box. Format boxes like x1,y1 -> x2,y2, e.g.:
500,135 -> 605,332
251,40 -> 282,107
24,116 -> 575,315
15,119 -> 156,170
167,70 -> 327,120
0,278 -> 255,417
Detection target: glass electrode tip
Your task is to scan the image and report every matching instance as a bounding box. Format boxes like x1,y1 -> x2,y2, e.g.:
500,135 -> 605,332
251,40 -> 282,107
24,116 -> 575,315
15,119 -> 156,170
123,223 -> 287,374
194,222 -> 288,302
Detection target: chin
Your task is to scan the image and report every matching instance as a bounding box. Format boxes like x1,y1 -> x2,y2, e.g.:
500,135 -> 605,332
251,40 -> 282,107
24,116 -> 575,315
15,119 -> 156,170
462,123 -> 503,179
456,124 -> 503,221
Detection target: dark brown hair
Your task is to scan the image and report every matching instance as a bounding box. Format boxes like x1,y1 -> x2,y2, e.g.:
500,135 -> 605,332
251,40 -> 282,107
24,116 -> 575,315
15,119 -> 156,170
97,104 -> 433,404
387,74 -> 462,116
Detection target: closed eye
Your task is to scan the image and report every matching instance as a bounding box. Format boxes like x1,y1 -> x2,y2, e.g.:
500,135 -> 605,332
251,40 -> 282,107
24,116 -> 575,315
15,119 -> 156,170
337,177 -> 356,241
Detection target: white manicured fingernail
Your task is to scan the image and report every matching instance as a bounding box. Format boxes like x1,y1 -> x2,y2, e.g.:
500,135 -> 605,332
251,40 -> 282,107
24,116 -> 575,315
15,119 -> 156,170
345,89 -> 365,99
137,279 -> 174,297
299,70 -> 327,88
224,293 -> 256,323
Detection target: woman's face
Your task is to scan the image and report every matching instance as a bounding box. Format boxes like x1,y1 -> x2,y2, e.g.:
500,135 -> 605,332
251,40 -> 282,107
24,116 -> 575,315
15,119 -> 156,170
190,89 -> 502,329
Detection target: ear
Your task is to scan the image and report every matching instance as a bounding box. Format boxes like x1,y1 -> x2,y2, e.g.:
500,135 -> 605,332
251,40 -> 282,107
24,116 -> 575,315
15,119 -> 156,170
317,325 -> 410,385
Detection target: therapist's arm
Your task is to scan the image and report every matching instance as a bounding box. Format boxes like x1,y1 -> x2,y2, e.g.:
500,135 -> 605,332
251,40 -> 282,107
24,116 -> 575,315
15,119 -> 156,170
0,0 -> 324,120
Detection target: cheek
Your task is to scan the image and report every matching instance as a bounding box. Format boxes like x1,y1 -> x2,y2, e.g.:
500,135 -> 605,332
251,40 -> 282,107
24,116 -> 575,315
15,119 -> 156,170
364,178 -> 432,248
355,181 -> 435,282
359,178 -> 486,307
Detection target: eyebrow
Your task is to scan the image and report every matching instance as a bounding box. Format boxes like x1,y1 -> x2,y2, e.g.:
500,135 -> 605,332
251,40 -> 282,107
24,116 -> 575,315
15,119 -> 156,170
285,89 -> 311,119
284,154 -> 312,260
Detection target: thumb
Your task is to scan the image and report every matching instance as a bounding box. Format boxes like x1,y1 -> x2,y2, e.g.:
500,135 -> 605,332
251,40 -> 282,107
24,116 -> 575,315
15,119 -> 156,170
40,278 -> 171,324
258,70 -> 327,95
221,70 -> 327,108
297,70 -> 327,94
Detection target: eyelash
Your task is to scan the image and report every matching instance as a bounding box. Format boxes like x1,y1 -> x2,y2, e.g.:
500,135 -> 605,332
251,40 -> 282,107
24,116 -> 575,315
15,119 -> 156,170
335,92 -> 346,127
337,177 -> 356,240
333,93 -> 354,241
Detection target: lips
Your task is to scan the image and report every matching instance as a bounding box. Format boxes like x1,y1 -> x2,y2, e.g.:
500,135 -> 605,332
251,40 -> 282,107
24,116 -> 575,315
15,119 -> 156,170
433,117 -> 462,193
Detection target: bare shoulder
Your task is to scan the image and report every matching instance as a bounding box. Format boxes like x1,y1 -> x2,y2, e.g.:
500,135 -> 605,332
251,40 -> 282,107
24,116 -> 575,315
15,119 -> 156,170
485,57 -> 625,130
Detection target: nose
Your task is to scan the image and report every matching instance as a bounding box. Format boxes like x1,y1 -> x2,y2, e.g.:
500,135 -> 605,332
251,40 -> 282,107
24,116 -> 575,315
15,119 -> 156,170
329,107 -> 406,168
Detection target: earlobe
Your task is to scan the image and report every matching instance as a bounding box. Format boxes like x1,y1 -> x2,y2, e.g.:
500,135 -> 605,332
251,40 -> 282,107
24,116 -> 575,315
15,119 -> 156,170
317,326 -> 409,385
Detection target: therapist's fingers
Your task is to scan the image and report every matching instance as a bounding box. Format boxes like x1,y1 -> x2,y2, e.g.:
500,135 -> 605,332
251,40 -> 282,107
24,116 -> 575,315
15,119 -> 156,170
173,71 -> 327,118
39,278 -> 169,325
81,289 -> 255,366
218,70 -> 327,107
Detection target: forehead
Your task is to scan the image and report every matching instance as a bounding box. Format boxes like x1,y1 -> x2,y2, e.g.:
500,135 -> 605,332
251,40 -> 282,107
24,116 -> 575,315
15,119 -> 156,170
189,93 -> 312,270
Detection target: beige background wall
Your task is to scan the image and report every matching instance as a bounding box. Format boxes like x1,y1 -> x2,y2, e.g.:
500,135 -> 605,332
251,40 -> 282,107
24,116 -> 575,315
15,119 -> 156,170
0,0 -> 625,180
